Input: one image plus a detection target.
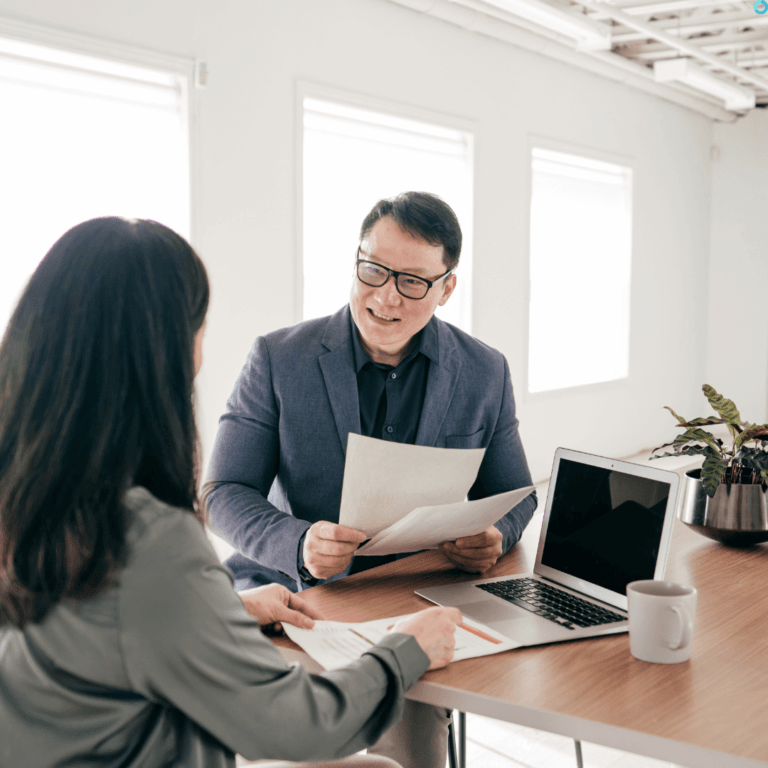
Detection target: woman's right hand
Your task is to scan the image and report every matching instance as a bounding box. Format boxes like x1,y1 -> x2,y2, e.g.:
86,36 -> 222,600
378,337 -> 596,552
390,606 -> 462,670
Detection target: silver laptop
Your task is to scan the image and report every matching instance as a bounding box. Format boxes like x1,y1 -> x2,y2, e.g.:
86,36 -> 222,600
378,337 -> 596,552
416,448 -> 680,647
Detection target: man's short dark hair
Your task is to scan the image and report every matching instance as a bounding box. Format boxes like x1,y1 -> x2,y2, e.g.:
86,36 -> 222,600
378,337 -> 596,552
359,192 -> 462,271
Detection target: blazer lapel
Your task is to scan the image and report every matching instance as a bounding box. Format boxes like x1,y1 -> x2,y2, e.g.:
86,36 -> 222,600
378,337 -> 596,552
415,319 -> 461,448
319,307 -> 361,457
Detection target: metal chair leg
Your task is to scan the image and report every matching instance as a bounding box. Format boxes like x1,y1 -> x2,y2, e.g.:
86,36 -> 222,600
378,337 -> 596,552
574,739 -> 584,768
447,711 -> 466,768
447,717 -> 458,768
457,711 -> 466,768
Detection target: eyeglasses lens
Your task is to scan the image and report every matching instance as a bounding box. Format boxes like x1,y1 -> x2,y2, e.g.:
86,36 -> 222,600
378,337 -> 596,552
396,276 -> 429,299
357,262 -> 428,299
357,262 -> 387,286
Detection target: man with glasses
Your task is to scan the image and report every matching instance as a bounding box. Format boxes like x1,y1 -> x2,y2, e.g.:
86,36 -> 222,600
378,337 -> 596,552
206,192 -> 537,768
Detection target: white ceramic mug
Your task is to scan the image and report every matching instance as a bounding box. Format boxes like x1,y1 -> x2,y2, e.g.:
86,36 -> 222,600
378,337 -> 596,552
627,580 -> 697,664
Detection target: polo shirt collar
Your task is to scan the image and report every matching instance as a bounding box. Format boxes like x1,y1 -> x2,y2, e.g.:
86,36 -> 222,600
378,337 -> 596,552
349,310 -> 440,373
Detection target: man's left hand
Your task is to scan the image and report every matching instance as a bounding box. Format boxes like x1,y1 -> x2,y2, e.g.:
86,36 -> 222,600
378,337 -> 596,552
238,583 -> 324,634
438,525 -> 504,574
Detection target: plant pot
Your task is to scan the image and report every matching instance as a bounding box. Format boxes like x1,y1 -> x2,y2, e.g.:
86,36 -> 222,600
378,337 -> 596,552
679,469 -> 768,546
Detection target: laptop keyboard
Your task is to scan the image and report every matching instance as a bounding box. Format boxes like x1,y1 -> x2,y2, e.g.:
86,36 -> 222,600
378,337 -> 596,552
477,577 -> 626,630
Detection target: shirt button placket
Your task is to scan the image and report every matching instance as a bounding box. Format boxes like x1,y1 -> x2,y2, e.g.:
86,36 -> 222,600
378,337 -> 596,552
384,368 -> 399,440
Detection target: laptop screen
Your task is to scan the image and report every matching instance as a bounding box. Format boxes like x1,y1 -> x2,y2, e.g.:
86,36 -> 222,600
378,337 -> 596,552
540,458 -> 671,596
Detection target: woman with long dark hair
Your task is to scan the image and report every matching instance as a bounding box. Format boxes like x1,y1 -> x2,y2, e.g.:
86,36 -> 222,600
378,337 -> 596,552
0,217 -> 459,768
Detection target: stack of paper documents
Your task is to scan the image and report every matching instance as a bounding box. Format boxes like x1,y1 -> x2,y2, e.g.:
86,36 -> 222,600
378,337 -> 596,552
339,434 -> 534,556
283,613 -> 520,670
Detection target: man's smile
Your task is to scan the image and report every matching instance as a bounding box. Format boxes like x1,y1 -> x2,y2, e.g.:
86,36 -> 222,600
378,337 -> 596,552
368,308 -> 399,322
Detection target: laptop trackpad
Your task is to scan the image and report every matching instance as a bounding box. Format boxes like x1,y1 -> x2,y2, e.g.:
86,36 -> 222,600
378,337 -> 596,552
458,599 -> 543,645
457,599 -> 527,630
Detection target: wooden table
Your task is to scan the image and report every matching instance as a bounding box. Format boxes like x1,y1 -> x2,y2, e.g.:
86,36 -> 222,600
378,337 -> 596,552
274,512 -> 768,768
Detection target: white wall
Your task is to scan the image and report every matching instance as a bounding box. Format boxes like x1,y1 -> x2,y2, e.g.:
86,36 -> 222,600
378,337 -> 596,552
0,0 -> 725,481
708,109 -> 768,428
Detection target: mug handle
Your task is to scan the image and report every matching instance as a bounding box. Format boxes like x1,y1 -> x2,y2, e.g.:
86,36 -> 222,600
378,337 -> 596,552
668,605 -> 693,651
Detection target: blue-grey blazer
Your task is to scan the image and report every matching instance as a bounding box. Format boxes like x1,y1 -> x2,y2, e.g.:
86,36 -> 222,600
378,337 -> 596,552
206,305 -> 537,590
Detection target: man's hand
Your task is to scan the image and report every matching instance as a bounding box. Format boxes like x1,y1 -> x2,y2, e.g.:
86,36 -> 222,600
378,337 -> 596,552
238,583 -> 323,634
390,606 -> 462,670
438,525 -> 504,574
302,521 -> 368,580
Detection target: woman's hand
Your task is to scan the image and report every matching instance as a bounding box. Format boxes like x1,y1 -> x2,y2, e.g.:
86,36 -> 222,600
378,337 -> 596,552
238,583 -> 324,634
390,606 -> 462,670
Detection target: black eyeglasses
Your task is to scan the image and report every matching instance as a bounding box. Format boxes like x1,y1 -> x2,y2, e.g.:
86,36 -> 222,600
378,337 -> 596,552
355,251 -> 453,301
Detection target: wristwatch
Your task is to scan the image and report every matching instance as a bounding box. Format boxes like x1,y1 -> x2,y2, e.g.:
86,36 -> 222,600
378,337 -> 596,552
298,564 -> 319,586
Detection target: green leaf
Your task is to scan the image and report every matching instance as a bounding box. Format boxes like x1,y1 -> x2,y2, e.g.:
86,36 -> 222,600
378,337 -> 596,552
676,445 -> 713,457
701,451 -> 728,497
676,417 -> 727,428
702,385 -> 741,438
663,406 -> 688,424
674,427 -> 723,456
651,445 -> 712,461
735,424 -> 768,450
735,450 -> 768,472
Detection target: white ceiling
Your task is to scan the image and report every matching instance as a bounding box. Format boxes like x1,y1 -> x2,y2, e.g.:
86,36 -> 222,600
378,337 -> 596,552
388,0 -> 768,120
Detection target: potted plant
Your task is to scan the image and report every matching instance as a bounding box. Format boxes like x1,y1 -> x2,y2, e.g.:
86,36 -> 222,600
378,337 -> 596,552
651,385 -> 768,544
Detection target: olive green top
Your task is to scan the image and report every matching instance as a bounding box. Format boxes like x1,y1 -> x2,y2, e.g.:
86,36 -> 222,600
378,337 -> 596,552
0,487 -> 428,767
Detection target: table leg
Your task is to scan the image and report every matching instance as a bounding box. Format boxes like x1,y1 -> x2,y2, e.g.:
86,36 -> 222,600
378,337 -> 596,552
574,739 -> 584,768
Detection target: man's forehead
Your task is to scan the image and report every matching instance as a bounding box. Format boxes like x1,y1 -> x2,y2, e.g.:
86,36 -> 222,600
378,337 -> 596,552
360,229 -> 445,276
359,247 -> 444,278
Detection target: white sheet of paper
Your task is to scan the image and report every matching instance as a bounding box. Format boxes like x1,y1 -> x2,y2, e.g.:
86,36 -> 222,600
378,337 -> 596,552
357,485 -> 535,556
283,613 -> 520,671
338,434 -> 485,537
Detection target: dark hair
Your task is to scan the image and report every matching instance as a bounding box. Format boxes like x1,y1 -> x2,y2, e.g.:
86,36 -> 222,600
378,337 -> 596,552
0,217 -> 209,628
359,191 -> 462,271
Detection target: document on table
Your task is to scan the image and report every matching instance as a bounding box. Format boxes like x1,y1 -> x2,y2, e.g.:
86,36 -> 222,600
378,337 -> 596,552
338,434 -> 534,556
283,613 -> 521,670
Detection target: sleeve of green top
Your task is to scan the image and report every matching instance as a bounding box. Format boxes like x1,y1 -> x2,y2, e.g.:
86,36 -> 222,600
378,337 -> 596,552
119,501 -> 429,763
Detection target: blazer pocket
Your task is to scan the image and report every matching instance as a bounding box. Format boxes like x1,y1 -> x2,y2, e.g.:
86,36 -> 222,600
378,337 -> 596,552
445,428 -> 486,450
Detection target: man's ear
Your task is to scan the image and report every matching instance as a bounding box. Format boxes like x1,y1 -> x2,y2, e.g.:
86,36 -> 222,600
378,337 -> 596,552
438,274 -> 457,306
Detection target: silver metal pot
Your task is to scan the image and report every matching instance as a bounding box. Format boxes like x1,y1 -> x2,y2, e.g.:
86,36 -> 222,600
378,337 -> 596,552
679,469 -> 768,545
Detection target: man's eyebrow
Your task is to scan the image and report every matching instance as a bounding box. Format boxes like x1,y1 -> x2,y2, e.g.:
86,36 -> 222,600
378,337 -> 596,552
360,254 -> 434,278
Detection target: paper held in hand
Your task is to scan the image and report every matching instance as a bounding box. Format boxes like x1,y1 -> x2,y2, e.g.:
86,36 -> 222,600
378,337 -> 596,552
283,613 -> 521,670
338,434 -> 534,556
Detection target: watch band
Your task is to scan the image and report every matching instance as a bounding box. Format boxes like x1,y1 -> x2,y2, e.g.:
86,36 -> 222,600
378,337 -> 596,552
298,564 -> 320,586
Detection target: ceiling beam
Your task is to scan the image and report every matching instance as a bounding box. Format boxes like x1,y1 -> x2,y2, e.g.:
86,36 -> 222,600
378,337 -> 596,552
577,0 -> 768,90
611,11 -> 768,43
620,28 -> 768,56
588,0 -> 732,21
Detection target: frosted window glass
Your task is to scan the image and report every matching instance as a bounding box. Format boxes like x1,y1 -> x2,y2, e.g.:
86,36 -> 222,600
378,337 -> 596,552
303,98 -> 473,332
0,38 -> 189,334
528,148 -> 632,393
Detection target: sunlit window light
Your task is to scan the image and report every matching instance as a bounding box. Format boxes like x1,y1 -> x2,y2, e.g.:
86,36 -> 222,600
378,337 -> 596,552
303,97 -> 473,332
0,35 -> 190,334
528,147 -> 632,394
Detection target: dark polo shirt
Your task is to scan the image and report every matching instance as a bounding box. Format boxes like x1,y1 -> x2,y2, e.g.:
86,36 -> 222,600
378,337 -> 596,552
350,314 -> 438,444
347,314 -> 438,573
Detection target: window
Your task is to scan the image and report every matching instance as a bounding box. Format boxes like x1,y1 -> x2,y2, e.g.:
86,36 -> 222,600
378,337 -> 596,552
528,147 -> 633,394
0,34 -> 190,332
302,96 -> 473,331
